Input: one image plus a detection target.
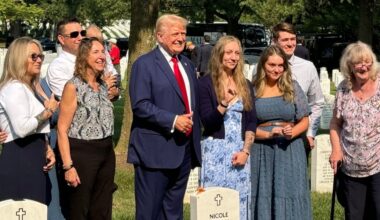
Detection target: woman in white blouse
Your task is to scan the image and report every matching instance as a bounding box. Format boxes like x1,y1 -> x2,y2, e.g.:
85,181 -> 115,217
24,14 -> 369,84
0,37 -> 59,204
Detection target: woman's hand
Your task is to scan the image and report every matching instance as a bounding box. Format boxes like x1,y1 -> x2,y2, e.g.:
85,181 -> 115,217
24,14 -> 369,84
65,167 -> 81,188
45,94 -> 59,113
0,130 -> 7,143
270,127 -> 283,138
329,148 -> 343,174
43,146 -> 56,172
231,151 -> 249,166
282,125 -> 293,140
103,72 -> 117,89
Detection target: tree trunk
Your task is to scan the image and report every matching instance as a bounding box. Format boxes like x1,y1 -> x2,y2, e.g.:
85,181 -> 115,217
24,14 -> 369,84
358,0 -> 374,45
115,0 -> 159,155
204,0 -> 214,23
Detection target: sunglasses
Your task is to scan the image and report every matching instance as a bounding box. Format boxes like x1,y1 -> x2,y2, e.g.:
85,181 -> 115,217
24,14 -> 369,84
30,53 -> 45,62
61,30 -> 86,38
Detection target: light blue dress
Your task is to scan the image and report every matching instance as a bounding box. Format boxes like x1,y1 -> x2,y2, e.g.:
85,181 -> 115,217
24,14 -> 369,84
251,82 -> 312,220
201,100 -> 251,220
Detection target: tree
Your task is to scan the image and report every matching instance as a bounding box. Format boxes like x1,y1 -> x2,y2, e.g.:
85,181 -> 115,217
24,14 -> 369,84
247,0 -> 304,28
358,0 -> 375,45
0,0 -> 43,37
115,0 -> 159,153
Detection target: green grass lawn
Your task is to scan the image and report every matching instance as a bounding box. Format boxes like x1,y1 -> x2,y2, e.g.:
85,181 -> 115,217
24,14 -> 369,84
112,92 -> 344,219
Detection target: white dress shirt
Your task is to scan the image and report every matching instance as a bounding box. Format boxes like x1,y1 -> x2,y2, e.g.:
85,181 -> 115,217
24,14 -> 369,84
288,55 -> 324,137
158,46 -> 192,132
0,80 -> 49,143
46,50 -> 76,97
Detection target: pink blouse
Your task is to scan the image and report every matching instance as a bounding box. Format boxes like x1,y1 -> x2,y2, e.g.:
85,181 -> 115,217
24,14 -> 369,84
335,78 -> 380,177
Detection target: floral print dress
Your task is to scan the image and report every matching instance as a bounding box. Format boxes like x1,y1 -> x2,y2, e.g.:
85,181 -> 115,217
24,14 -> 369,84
201,99 -> 251,220
334,78 -> 380,177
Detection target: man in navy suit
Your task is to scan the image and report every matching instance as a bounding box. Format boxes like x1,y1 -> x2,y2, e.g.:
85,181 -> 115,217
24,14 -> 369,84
128,14 -> 202,220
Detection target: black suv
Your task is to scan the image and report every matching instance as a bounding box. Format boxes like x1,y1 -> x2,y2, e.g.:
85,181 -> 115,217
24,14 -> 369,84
116,38 -> 129,57
39,38 -> 57,52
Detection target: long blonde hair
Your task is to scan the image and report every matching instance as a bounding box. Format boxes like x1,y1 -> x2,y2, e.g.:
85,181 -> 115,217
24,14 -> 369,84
208,35 -> 252,111
253,45 -> 294,102
0,37 -> 43,89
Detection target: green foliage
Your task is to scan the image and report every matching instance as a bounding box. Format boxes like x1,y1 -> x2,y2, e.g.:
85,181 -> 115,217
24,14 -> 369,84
0,0 -> 43,24
247,0 -> 305,27
302,0 -> 358,35
78,0 -> 131,27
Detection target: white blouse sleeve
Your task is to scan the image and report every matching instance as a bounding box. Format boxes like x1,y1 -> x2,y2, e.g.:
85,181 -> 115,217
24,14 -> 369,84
0,83 -> 39,138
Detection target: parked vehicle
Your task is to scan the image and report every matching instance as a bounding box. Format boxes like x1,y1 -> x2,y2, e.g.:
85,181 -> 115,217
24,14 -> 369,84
38,38 -> 57,52
116,38 -> 129,57
243,47 -> 265,65
186,23 -> 268,48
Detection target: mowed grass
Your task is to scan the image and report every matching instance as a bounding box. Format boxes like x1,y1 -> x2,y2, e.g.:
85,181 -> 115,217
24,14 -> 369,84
112,95 -> 344,219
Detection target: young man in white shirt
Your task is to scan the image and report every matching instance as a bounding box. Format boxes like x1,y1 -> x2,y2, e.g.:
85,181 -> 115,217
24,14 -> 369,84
271,22 -> 324,152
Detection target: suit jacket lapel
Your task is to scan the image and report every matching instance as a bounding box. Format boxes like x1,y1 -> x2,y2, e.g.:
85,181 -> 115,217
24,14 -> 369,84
154,48 -> 184,103
178,54 -> 196,110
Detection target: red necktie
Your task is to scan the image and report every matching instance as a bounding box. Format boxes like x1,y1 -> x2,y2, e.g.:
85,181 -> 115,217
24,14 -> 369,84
171,56 -> 192,136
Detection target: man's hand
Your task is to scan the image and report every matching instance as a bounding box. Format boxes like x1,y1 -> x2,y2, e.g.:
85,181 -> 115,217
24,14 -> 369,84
175,112 -> 193,134
307,136 -> 315,149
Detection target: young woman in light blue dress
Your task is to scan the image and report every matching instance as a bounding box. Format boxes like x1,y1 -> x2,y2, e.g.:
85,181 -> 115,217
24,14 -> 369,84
199,36 -> 257,220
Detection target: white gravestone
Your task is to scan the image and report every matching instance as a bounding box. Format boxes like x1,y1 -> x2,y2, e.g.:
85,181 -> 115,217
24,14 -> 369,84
190,187 -> 239,220
184,167 -> 200,204
311,134 -> 334,193
320,78 -> 331,95
319,94 -> 335,130
320,67 -> 329,80
0,199 -> 47,220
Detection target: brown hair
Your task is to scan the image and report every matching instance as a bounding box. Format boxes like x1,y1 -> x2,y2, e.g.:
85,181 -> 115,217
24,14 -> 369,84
253,45 -> 294,102
74,37 -> 104,82
272,22 -> 296,41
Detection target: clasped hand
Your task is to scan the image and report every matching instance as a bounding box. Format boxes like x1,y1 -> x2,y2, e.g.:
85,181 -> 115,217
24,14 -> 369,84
175,112 -> 193,134
271,125 -> 293,140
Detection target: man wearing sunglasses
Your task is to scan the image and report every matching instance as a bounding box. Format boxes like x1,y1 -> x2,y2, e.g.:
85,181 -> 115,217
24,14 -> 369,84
46,18 -> 85,98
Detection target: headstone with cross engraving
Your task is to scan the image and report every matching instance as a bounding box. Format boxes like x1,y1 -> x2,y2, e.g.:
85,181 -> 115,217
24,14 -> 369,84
190,187 -> 239,220
0,199 -> 47,220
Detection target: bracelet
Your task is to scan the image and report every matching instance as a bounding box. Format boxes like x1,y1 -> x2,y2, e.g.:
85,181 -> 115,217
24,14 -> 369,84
62,161 -> 74,171
45,108 -> 54,114
241,149 -> 250,156
220,102 -> 228,108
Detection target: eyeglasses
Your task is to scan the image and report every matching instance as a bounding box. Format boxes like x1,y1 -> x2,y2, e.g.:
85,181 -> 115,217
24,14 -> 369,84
353,61 -> 372,69
61,30 -> 86,38
30,53 -> 45,62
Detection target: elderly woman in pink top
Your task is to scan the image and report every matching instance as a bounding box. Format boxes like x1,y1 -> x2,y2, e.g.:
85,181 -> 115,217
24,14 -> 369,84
330,41 -> 380,220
